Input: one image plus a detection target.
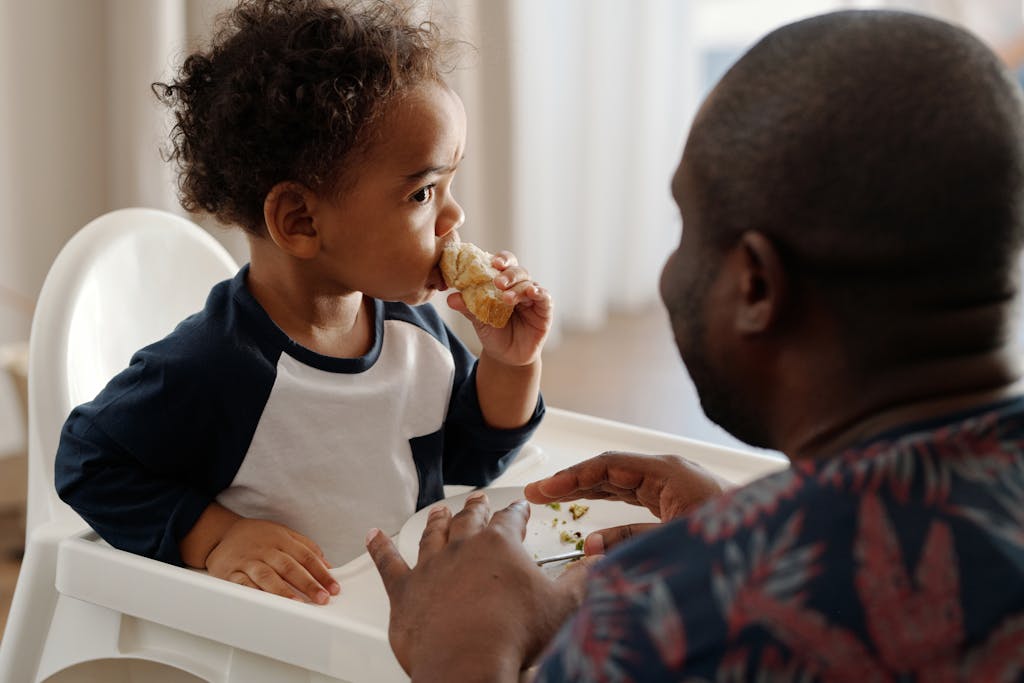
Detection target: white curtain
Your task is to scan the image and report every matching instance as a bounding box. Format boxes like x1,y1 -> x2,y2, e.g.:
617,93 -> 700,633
1,0 -> 1019,502
1,0 -> 837,453
440,1 -> 701,341
0,0 -> 701,340
0,0 -> 245,350
0,0 -> 237,456
513,0 -> 699,334
7,0 -> 1021,457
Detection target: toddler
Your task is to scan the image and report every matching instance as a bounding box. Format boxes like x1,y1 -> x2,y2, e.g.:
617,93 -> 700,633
55,0 -> 550,605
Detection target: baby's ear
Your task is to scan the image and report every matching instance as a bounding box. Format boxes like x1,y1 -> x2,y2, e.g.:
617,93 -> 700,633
263,181 -> 319,259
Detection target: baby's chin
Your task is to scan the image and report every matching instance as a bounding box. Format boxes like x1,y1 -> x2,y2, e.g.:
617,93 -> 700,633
394,287 -> 445,307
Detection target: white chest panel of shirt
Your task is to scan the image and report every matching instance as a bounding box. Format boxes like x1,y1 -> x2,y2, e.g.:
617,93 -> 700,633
217,320 -> 456,566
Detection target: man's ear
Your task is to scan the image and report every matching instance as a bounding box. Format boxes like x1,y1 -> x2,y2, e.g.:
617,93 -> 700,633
733,231 -> 788,334
263,182 -> 320,259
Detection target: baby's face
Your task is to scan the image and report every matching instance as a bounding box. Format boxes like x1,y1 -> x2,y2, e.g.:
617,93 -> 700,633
312,81 -> 467,305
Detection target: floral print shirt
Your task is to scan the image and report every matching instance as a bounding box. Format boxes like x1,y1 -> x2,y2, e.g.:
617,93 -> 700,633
534,397 -> 1024,682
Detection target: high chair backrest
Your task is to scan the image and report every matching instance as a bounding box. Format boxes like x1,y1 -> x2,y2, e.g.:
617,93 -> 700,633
26,208 -> 239,534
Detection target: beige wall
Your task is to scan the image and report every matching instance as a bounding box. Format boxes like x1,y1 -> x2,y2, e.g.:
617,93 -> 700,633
0,2 -> 109,455
0,2 -> 108,344
0,0 -> 251,456
0,1 -> 249,351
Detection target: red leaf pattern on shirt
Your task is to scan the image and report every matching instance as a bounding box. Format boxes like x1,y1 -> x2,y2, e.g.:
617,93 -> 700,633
854,493 -> 963,672
963,613 -> 1024,682
532,400 -> 1024,682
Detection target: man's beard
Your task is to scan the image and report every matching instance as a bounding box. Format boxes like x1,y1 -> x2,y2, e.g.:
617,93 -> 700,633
677,265 -> 774,449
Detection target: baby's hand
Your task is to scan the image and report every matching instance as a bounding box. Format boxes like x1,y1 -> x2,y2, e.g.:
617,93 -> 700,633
449,250 -> 552,366
205,517 -> 340,604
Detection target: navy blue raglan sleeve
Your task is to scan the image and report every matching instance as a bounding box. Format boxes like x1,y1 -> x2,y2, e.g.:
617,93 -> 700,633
442,358 -> 545,485
55,342 -> 250,565
55,284 -> 277,566
388,303 -> 545,487
429,314 -> 544,485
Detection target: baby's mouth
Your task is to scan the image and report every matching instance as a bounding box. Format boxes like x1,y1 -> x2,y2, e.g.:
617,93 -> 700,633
427,265 -> 448,291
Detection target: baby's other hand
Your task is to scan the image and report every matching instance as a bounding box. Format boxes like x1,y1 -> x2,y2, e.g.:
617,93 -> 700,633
449,250 -> 552,366
205,517 -> 340,604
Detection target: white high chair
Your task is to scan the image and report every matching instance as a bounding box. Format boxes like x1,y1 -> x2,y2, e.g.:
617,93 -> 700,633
0,209 -> 364,682
0,207 -> 790,683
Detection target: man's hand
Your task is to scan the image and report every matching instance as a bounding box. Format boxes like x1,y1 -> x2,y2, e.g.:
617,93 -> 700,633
366,493 -> 583,682
524,452 -> 728,554
205,517 -> 339,604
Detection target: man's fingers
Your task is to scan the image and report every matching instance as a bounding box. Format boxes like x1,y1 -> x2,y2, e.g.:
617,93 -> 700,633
526,453 -> 644,500
418,505 -> 451,562
577,455 -> 647,491
527,452 -> 725,521
448,492 -> 491,541
366,527 -> 411,600
525,469 -> 638,505
488,499 -> 531,542
553,555 -> 601,600
524,469 -> 583,500
584,522 -> 660,555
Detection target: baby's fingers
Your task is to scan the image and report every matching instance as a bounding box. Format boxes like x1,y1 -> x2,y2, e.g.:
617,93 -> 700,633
513,284 -> 552,312
285,533 -> 340,596
270,551 -> 333,604
242,560 -> 309,602
491,250 -> 518,269
495,265 -> 530,291
445,290 -> 467,314
500,279 -> 543,306
583,522 -> 660,556
287,528 -> 330,562
226,570 -> 260,591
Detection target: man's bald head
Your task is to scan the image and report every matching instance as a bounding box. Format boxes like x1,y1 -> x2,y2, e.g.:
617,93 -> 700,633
686,11 -> 1024,316
663,11 -> 1024,450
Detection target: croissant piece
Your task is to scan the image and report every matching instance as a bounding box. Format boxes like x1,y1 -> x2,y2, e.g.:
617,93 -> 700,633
440,241 -> 514,328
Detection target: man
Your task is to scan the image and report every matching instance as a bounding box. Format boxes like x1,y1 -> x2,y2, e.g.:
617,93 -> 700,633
366,10 -> 1024,680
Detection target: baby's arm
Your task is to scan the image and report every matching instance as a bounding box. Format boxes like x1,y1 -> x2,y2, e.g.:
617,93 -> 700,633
180,502 -> 339,604
476,355 -> 542,429
55,344 -> 339,605
448,250 -> 551,428
58,416 -> 339,604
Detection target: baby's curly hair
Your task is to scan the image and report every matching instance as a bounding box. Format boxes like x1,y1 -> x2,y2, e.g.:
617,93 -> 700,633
154,0 -> 455,235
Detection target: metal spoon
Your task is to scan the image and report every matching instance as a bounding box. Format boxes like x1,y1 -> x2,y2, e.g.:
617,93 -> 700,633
535,549 -> 585,566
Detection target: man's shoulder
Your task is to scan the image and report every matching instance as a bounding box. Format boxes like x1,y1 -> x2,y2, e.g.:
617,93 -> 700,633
688,394 -> 1024,540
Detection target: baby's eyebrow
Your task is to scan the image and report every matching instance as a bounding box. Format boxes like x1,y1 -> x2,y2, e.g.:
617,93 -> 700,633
403,155 -> 465,181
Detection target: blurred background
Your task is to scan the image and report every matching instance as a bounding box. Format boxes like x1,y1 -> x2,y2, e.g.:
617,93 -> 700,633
2,0 -> 1024,530
3,0 -> 1024,638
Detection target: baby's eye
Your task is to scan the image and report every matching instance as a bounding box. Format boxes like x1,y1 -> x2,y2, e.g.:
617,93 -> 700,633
411,185 -> 435,204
